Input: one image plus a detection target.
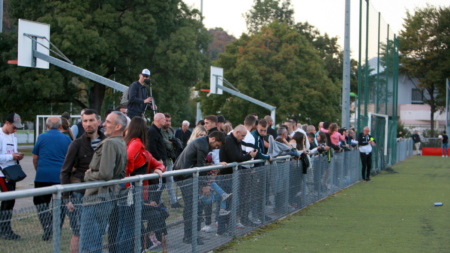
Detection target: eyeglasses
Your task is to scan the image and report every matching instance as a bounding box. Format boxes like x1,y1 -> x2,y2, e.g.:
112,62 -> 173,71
143,75 -> 149,78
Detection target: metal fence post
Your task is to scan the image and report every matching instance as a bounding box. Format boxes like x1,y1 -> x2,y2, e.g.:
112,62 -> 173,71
262,162 -> 268,224
231,165 -> 239,236
192,171 -> 199,252
52,186 -> 63,253
284,159 -> 290,214
134,178 -> 143,253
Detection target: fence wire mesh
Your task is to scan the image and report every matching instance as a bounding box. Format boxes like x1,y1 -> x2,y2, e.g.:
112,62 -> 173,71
0,148 -> 415,253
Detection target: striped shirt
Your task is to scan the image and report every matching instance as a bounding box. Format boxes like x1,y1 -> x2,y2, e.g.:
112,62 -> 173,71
91,137 -> 101,150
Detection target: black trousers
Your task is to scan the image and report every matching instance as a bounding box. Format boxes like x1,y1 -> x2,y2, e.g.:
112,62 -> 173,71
238,169 -> 253,223
178,179 -> 204,240
360,152 -> 372,180
0,177 -> 16,233
33,182 -> 66,234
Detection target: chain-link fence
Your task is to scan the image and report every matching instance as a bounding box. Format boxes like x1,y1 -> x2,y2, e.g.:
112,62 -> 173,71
396,138 -> 413,163
0,151 -> 367,253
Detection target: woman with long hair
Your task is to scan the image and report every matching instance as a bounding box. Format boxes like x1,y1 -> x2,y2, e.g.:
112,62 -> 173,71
187,125 -> 207,144
116,117 -> 165,252
60,117 -> 74,141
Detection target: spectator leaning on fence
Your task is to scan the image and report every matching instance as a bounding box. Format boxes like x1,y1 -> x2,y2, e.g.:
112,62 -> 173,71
218,125 -> 258,234
358,126 -> 376,182
79,111 -> 128,253
175,120 -> 192,150
412,130 -> 421,155
0,113 -> 24,240
442,131 -> 448,157
173,131 -> 227,245
290,117 -> 310,150
60,109 -> 106,253
250,119 -> 273,223
116,116 -> 164,253
32,116 -> 72,241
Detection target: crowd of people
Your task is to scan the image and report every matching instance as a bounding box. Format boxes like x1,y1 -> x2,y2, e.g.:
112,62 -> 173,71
0,69 -> 380,252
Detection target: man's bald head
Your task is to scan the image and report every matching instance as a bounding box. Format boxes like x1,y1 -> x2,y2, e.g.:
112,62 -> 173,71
233,124 -> 248,142
153,113 -> 166,128
46,117 -> 61,129
264,115 -> 273,126
363,126 -> 370,135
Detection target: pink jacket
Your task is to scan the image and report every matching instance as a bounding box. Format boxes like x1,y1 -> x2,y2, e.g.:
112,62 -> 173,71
321,128 -> 345,146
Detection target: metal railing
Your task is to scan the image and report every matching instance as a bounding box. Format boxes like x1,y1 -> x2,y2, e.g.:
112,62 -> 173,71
0,150 -> 379,252
16,132 -> 34,144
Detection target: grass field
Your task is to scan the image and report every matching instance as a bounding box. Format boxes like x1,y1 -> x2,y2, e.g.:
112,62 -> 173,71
217,156 -> 450,253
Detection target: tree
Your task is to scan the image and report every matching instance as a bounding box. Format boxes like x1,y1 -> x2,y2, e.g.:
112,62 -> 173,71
196,22 -> 341,126
244,1 -> 358,93
205,28 -> 236,61
399,5 -> 450,135
244,0 -> 294,35
0,0 -> 211,124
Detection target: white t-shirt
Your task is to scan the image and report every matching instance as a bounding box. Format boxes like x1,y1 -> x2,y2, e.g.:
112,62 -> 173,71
291,128 -> 310,150
359,135 -> 373,154
241,130 -> 255,168
0,128 -> 17,177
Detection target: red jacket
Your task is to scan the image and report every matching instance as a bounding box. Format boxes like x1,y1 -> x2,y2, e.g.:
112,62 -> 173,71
126,138 -> 165,188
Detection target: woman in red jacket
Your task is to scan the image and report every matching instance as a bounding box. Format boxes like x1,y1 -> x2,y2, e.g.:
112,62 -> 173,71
116,117 -> 165,253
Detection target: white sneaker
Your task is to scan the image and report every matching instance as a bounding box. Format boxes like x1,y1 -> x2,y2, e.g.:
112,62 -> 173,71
221,193 -> 232,201
219,209 -> 231,216
236,222 -> 245,229
201,225 -> 212,233
443,155 -> 445,157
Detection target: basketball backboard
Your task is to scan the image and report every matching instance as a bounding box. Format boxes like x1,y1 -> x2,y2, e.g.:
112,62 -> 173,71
17,19 -> 50,69
210,66 -> 223,95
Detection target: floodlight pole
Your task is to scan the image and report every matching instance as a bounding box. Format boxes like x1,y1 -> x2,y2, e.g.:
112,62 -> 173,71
33,50 -> 127,92
342,0 -> 351,128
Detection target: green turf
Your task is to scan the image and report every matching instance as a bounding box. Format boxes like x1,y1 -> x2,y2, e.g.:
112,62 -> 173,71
217,156 -> 450,253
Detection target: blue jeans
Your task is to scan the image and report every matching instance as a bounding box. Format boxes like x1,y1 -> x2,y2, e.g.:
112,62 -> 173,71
67,192 -> 84,236
79,201 -> 114,253
116,204 -> 135,253
200,182 -> 226,210
443,143 -> 448,156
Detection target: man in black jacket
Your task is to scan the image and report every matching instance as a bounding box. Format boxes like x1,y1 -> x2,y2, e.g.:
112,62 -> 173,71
358,126 -> 376,181
60,109 -> 107,252
147,113 -> 167,164
173,131 -> 226,245
217,125 -> 257,234
127,69 -> 154,119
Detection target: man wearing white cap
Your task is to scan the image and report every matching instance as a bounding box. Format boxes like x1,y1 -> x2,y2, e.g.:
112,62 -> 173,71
0,113 -> 24,240
127,69 -> 155,119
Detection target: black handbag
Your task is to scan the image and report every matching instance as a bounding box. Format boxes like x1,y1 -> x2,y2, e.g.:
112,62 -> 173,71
1,163 -> 27,182
300,153 -> 310,174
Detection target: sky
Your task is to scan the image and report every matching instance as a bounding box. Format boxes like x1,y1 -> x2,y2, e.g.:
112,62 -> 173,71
183,0 -> 448,57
